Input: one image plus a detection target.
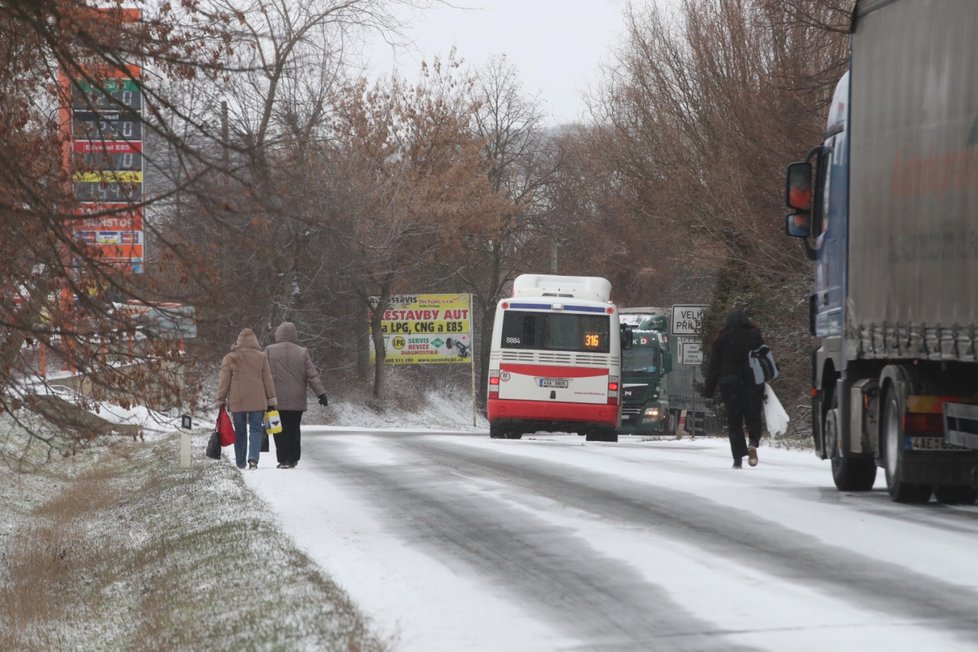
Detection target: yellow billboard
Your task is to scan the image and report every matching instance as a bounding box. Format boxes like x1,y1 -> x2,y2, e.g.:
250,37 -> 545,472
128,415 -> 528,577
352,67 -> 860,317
369,294 -> 472,365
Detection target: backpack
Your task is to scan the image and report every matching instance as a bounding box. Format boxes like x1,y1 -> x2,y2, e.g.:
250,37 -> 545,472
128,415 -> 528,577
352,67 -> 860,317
747,344 -> 778,385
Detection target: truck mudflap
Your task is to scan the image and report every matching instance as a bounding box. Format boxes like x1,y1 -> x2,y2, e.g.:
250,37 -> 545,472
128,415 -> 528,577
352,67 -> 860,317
942,402 -> 978,487
897,452 -> 978,488
944,402 -> 978,450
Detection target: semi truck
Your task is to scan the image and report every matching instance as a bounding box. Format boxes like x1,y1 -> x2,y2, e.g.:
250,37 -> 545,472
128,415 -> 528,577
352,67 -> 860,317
486,274 -> 625,442
618,309 -> 671,436
784,0 -> 978,503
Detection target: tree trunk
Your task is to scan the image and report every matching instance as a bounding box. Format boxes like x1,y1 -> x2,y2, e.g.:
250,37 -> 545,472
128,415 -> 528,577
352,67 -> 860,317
476,303 -> 494,413
356,300 -> 370,382
368,281 -> 393,400
370,319 -> 386,400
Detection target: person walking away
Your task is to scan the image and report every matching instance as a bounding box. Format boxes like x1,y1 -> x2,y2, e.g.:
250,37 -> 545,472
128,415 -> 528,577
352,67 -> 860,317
703,308 -> 766,469
216,328 -> 277,470
264,321 -> 328,469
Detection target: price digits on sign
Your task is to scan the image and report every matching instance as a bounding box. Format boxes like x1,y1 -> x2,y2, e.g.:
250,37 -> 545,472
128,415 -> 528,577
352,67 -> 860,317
73,112 -> 142,140
71,81 -> 142,111
74,182 -> 142,202
77,151 -> 141,171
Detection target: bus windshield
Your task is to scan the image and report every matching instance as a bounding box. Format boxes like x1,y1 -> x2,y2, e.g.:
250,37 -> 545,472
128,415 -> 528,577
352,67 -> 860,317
501,311 -> 610,353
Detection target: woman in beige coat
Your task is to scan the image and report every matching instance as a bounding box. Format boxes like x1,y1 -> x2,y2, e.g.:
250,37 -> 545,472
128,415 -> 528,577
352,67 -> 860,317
216,328 -> 277,469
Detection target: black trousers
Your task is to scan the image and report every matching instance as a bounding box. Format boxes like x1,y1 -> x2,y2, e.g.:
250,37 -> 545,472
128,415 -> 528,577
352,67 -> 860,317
719,379 -> 764,460
275,409 -> 304,466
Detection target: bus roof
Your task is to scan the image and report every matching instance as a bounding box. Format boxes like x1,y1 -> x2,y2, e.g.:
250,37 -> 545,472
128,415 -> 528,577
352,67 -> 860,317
512,274 -> 612,302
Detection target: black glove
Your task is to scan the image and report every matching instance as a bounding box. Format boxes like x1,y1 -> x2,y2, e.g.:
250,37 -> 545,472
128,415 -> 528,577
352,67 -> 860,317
318,393 -> 329,406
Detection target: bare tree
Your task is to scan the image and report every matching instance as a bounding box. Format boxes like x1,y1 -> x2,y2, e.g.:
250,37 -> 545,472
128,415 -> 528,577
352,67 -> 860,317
325,58 -> 494,398
0,0 -> 250,460
163,0 -> 439,364
593,0 -> 852,419
456,55 -> 555,409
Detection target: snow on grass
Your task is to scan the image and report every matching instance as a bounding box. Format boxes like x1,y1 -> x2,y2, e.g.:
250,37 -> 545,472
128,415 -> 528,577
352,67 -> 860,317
0,400 -> 389,651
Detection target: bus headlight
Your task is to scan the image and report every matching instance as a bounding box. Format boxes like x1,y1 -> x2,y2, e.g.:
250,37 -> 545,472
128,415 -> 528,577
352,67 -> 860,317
644,407 -> 660,418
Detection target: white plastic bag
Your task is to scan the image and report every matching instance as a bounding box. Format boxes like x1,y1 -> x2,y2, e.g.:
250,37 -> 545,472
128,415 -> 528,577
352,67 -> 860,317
763,382 -> 789,436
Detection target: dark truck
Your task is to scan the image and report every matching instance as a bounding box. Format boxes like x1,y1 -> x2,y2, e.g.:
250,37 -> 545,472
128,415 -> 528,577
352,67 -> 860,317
619,309 -> 672,436
784,0 -> 978,503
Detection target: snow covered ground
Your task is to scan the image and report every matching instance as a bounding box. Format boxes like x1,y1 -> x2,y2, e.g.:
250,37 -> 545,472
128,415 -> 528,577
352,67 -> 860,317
18,390 -> 978,651
227,399 -> 978,652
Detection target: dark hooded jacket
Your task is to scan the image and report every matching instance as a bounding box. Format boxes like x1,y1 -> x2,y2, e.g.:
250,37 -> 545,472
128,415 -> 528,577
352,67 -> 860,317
264,322 -> 326,411
703,309 -> 765,399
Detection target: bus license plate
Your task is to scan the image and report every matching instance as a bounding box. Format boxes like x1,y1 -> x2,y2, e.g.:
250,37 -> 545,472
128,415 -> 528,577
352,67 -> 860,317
539,378 -> 569,389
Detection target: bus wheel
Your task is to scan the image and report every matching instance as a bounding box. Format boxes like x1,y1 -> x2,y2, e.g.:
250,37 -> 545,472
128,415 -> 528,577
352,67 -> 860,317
506,432 -> 523,440
489,425 -> 504,439
881,366 -> 932,503
934,486 -> 978,505
826,391 -> 876,491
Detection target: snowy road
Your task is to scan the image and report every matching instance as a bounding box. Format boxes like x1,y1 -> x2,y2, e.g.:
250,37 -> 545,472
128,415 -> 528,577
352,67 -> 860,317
244,430 -> 978,651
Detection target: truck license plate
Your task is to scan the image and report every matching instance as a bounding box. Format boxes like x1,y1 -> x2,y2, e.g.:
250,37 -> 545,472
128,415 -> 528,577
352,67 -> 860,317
539,378 -> 568,389
908,437 -> 968,451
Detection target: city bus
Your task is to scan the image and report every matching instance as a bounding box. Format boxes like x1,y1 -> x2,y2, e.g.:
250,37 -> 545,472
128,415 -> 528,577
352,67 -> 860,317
486,274 -> 626,442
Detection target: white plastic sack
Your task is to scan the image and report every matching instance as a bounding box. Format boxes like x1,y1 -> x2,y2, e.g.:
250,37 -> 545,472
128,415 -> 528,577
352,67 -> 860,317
763,382 -> 789,436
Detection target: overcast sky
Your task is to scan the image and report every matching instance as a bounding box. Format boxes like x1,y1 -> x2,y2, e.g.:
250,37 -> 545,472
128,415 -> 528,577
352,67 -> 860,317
360,0 -> 632,126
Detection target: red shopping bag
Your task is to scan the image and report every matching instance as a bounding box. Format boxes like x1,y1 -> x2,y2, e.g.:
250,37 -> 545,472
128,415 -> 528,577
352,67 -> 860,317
217,406 -> 236,446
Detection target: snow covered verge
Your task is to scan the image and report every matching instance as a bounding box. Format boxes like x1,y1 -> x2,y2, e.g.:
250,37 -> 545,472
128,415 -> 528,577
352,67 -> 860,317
0,398 -> 393,651
0,375 -> 807,650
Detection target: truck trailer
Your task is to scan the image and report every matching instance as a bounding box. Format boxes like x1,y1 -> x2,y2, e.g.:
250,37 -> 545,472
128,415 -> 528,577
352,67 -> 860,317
784,0 -> 978,502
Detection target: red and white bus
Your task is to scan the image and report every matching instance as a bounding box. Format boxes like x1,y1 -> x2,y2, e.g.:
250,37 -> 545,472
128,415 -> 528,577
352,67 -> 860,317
486,274 -> 625,442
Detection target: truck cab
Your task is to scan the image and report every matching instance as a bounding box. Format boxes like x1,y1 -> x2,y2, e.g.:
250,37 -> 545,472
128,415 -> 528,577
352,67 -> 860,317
619,328 -> 671,436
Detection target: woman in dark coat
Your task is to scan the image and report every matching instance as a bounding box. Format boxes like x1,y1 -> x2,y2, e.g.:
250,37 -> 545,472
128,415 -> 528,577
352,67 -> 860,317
703,309 -> 765,468
264,322 -> 328,469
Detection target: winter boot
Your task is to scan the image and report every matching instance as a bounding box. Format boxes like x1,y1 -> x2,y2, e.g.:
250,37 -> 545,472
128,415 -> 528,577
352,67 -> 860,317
748,446 -> 758,467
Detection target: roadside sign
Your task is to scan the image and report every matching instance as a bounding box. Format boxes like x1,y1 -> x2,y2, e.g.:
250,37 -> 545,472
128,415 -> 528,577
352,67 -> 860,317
369,294 -> 472,365
671,305 -> 706,335
63,24 -> 145,274
680,340 -> 703,365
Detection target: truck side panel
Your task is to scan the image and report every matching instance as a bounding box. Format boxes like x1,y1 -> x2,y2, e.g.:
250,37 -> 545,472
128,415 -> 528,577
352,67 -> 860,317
849,0 -> 978,356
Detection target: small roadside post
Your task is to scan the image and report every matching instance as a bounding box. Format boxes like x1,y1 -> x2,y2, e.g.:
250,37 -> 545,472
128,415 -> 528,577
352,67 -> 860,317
180,414 -> 193,467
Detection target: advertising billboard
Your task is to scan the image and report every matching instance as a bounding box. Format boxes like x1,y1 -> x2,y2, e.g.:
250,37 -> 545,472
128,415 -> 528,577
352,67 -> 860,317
369,294 -> 473,365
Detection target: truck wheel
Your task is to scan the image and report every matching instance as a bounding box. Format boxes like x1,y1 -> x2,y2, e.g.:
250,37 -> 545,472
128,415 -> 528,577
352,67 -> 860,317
826,391 -> 876,491
881,367 -> 932,503
934,486 -> 978,505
